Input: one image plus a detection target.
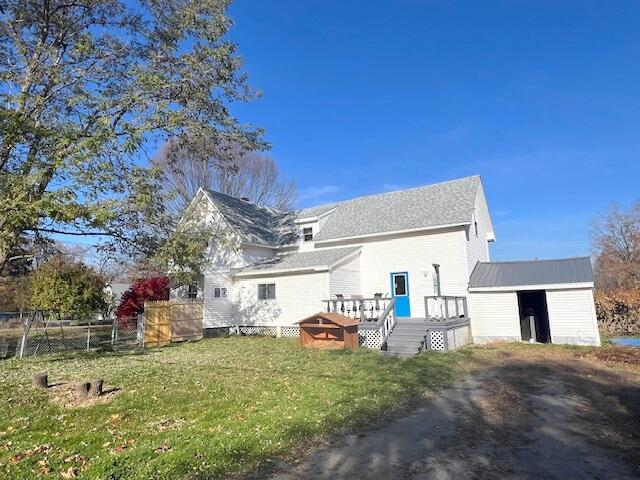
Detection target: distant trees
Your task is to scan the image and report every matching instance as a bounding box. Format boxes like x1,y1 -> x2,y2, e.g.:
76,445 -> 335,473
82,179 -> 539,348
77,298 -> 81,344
591,201 -> 640,335
154,145 -> 296,214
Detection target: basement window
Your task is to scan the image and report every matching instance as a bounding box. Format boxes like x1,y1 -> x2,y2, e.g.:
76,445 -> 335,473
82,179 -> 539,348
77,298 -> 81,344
258,283 -> 276,300
303,227 -> 313,242
213,287 -> 227,299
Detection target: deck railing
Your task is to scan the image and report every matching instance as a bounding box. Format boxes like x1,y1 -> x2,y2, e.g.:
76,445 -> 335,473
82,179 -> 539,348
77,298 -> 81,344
323,296 -> 393,322
424,296 -> 468,321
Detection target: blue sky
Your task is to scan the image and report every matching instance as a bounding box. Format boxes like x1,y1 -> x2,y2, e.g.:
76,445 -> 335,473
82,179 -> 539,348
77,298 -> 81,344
226,0 -> 640,260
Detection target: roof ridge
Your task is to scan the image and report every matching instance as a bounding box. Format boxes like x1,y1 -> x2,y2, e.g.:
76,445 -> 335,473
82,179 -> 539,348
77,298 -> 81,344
477,256 -> 591,265
297,175 -> 480,214
206,188 -> 288,215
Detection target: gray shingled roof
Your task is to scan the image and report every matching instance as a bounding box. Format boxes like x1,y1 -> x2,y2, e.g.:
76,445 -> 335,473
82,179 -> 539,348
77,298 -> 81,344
204,190 -> 297,246
309,176 -> 480,242
236,247 -> 360,274
469,257 -> 594,288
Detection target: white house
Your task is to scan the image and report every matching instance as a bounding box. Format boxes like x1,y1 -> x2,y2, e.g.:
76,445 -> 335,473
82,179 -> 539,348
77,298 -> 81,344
173,175 -> 600,354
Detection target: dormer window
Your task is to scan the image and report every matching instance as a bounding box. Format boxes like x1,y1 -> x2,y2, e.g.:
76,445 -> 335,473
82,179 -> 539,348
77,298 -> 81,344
303,227 -> 313,242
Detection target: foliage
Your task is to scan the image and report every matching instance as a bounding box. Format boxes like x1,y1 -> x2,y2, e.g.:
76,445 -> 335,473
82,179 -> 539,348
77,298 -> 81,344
115,276 -> 170,323
0,337 -> 471,479
29,257 -> 107,318
154,143 -> 296,213
595,288 -> 640,336
0,275 -> 31,311
0,0 -> 265,278
592,201 -> 640,290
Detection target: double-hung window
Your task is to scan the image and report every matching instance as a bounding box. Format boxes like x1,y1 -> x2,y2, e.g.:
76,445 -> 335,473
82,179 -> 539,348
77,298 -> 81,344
213,287 -> 227,299
258,283 -> 276,300
303,227 -> 313,242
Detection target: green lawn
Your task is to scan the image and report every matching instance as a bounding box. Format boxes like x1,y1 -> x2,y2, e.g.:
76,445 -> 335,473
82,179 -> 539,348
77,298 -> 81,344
0,337 -> 472,479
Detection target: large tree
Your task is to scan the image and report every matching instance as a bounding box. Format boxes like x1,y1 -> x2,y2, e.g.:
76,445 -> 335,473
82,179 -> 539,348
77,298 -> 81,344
592,201 -> 640,290
154,144 -> 296,214
0,0 -> 265,276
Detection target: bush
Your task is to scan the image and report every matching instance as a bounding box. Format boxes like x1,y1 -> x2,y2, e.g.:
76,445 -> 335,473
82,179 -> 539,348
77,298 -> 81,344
595,288 -> 640,336
115,276 -> 170,326
29,257 -> 107,318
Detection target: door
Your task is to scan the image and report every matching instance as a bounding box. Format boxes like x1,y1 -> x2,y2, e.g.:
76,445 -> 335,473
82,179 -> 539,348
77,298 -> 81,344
390,272 -> 411,317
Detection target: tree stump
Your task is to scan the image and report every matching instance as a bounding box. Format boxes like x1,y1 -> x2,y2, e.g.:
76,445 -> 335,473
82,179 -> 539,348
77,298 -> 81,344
75,382 -> 90,399
88,379 -> 103,397
32,372 -> 48,389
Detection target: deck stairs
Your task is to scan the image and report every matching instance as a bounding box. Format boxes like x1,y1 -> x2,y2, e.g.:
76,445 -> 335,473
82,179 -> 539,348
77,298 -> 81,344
381,318 -> 428,357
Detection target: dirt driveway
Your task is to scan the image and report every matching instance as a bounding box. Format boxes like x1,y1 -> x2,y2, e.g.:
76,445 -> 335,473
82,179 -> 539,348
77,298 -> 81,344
254,345 -> 640,480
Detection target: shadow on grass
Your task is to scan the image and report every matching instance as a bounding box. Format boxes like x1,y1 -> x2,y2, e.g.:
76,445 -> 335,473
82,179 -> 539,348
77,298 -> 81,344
244,348 -> 640,480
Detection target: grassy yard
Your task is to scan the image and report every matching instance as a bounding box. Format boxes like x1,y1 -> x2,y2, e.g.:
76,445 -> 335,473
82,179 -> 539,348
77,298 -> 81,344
0,337 -> 473,479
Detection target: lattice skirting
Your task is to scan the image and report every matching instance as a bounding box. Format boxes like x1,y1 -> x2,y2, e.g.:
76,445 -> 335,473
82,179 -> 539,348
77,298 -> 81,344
429,331 -> 446,351
203,327 -> 232,338
358,329 -> 382,349
280,326 -> 300,338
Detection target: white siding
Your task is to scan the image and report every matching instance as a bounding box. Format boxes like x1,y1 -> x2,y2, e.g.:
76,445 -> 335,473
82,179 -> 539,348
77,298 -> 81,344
349,227 -> 470,318
468,291 -> 521,343
546,288 -> 601,346
466,211 -> 490,275
232,272 -> 329,325
329,253 -> 361,297
203,271 -> 233,327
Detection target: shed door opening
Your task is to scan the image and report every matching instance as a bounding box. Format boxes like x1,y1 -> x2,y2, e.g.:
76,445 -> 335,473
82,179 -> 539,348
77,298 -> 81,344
517,290 -> 551,343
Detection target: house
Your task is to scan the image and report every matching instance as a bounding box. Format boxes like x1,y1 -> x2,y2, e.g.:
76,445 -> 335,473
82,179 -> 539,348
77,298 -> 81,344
173,175 -> 600,354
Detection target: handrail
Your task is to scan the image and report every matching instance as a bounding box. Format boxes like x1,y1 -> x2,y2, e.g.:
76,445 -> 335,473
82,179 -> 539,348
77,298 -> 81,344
378,298 -> 396,348
424,295 -> 468,321
323,296 -> 392,322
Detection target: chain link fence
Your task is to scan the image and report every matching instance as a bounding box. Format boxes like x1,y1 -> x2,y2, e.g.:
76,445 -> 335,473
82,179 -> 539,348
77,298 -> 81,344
0,312 -> 142,358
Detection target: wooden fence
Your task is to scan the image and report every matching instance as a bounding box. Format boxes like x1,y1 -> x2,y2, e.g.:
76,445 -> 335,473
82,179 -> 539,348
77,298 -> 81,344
143,301 -> 203,347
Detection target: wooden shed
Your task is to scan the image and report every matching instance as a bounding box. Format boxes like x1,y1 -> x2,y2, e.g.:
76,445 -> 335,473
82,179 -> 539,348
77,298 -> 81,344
297,312 -> 360,350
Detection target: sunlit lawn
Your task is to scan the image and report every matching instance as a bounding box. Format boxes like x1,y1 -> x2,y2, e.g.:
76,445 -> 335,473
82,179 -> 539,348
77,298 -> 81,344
0,337 -> 472,479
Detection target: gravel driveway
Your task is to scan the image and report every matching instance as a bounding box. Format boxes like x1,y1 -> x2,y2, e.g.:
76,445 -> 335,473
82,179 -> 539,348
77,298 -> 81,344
251,346 -> 640,480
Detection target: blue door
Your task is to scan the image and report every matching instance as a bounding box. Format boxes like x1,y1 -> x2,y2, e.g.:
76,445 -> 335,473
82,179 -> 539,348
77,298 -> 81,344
390,272 -> 411,317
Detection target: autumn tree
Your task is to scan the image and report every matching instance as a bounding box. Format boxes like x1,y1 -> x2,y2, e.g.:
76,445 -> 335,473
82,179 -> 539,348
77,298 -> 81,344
0,0 -> 265,280
154,144 -> 296,214
592,201 -> 640,290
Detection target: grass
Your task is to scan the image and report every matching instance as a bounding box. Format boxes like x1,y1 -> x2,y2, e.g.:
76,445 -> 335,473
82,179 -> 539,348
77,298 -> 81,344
0,337 -> 473,479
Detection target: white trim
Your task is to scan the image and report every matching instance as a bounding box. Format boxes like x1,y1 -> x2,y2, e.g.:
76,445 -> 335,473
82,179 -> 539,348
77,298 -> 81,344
314,222 -> 470,245
469,282 -> 594,292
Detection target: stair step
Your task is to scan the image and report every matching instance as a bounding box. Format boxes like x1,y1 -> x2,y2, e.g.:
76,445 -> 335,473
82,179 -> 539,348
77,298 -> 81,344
387,337 -> 424,346
385,344 -> 422,354
380,350 -> 414,359
389,332 -> 426,339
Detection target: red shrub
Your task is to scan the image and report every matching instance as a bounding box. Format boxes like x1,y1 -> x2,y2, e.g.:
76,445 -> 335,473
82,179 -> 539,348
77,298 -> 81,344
116,276 -> 170,326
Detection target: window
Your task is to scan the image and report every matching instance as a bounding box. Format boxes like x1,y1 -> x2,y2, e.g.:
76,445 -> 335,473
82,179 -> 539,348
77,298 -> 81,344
433,264 -> 441,296
258,283 -> 276,300
187,282 -> 198,299
393,274 -> 407,296
303,227 -> 313,242
213,287 -> 227,299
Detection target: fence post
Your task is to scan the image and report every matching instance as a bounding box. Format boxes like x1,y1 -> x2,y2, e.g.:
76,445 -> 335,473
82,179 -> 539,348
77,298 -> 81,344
86,318 -> 91,351
111,316 -> 116,347
275,326 -> 282,338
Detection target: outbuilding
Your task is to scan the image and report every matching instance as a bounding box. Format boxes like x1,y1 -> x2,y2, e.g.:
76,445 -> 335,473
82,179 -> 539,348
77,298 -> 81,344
468,257 -> 600,346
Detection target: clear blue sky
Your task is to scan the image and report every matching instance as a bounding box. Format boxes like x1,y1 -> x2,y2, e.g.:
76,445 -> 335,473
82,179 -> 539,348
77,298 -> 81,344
227,0 -> 640,260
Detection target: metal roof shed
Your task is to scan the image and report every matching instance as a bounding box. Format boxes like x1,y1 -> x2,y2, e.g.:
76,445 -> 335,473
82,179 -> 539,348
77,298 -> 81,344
468,258 -> 600,346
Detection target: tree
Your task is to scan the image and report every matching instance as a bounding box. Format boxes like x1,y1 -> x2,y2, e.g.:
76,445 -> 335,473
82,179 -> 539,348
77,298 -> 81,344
0,0 -> 265,276
115,276 -> 170,324
29,257 -> 107,318
592,201 -> 640,290
154,144 -> 296,214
